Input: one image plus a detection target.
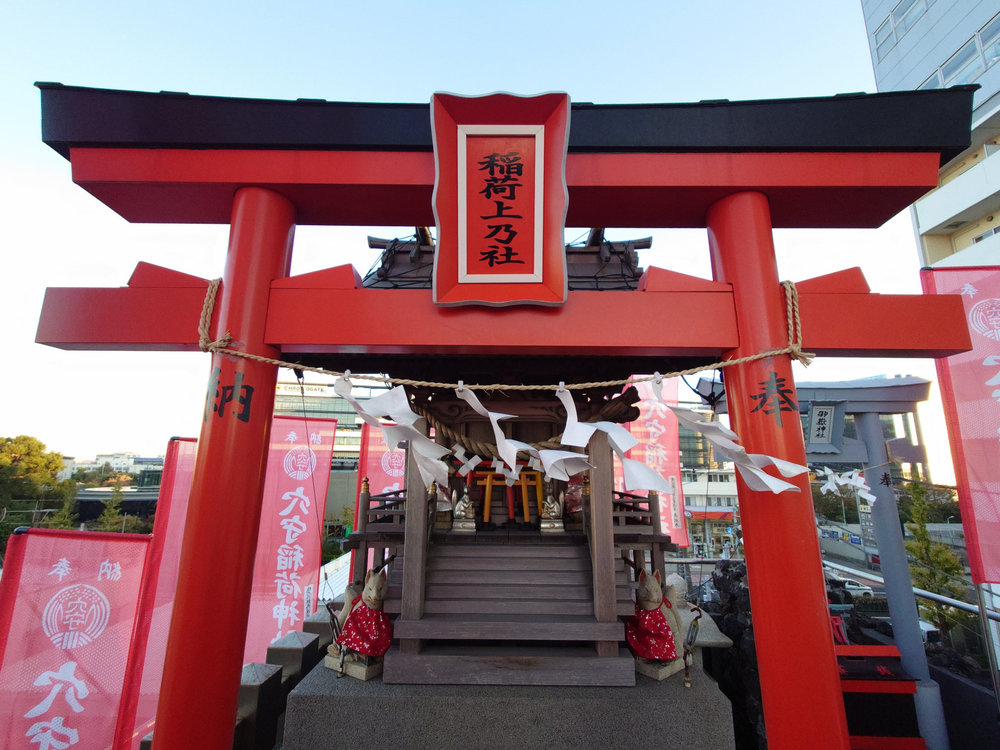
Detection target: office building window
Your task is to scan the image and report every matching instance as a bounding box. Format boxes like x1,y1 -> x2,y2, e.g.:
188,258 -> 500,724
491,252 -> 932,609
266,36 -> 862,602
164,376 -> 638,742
983,14 -> 1000,66
973,226 -> 1000,244
943,38 -> 986,85
892,0 -> 922,35
922,12 -> 1000,88
874,0 -> 934,60
918,71 -> 941,89
875,19 -> 895,60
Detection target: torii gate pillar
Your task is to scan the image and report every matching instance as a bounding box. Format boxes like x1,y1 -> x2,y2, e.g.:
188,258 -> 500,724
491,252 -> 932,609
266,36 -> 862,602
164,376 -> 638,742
154,187 -> 294,749
708,192 -> 850,748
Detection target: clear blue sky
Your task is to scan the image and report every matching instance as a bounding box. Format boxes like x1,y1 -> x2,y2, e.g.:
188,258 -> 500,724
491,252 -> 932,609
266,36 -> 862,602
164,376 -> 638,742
0,1 -> 956,481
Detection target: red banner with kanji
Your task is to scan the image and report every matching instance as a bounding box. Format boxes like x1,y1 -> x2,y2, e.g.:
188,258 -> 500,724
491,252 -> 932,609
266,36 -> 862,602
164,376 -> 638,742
243,417 -> 336,663
356,421 -> 406,498
0,528 -> 151,750
627,378 -> 690,547
351,423 -> 404,578
922,266 -> 1000,583
117,437 -> 197,748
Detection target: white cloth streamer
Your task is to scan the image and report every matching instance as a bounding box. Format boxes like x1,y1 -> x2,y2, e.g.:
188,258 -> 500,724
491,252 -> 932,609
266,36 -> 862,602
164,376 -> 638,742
650,376 -> 808,494
334,377 -> 451,491
555,388 -> 668,493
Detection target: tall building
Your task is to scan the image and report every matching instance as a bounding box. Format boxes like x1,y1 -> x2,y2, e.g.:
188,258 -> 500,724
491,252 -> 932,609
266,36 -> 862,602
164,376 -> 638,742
863,0 -> 1000,265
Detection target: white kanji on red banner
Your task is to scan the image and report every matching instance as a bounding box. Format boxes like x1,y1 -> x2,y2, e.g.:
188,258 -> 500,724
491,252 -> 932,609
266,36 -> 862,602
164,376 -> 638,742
0,529 -> 151,750
243,417 -> 336,663
923,266 -> 1000,584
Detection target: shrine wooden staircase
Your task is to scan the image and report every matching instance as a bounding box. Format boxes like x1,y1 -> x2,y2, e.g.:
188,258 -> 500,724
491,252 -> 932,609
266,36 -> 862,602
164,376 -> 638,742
381,539 -> 636,685
344,434 -> 677,686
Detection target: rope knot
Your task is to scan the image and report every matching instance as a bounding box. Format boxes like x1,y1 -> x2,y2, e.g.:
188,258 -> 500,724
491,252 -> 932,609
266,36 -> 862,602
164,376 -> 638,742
779,280 -> 815,367
198,278 -> 233,353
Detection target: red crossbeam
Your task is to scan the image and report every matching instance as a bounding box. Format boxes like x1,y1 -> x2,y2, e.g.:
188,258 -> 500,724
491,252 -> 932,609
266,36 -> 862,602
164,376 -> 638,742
35,264 -> 971,358
66,148 -> 940,228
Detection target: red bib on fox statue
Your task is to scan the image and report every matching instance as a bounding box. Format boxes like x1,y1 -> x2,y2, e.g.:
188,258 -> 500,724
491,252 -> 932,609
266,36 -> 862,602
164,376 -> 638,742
336,569 -> 392,657
625,570 -> 679,661
337,595 -> 392,657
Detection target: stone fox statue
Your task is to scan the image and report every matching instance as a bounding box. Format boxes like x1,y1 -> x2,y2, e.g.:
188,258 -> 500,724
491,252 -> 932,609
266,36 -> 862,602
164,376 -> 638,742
452,487 -> 475,519
335,568 -> 392,659
625,569 -> 682,662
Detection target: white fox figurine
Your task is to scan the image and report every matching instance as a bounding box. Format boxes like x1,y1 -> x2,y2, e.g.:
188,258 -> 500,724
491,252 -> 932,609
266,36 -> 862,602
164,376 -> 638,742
452,487 -> 474,519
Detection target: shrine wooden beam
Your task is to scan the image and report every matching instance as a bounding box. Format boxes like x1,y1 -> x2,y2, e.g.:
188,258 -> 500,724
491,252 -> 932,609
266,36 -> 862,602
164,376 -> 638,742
38,83 -> 975,229
65,147 -> 940,228
35,263 -> 972,358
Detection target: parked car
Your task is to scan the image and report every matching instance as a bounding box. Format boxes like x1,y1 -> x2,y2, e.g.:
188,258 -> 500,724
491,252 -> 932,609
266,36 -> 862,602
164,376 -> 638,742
919,619 -> 941,644
841,578 -> 874,598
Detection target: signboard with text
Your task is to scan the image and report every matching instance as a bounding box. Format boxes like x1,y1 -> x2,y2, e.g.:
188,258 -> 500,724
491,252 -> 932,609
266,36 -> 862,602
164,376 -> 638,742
431,92 -> 569,306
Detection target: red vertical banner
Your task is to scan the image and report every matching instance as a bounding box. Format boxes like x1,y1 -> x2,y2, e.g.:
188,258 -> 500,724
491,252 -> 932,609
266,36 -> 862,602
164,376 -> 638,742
628,378 -> 690,547
922,266 -> 1000,584
0,529 -> 150,750
352,423 -> 404,576
356,422 -> 406,498
117,437 -> 197,748
243,417 -> 336,663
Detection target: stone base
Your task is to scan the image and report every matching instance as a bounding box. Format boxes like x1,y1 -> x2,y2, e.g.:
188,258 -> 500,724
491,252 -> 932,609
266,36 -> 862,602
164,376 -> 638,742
539,518 -> 564,533
284,653 -> 735,750
635,656 -> 685,681
451,519 -> 476,533
322,653 -> 384,680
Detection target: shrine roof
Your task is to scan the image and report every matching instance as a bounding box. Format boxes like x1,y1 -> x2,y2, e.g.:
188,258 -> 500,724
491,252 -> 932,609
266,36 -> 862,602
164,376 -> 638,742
36,83 -> 974,163
33,84 -> 975,228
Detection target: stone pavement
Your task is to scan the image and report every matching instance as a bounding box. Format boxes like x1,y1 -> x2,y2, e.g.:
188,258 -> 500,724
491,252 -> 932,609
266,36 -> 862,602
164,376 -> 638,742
283,654 -> 735,750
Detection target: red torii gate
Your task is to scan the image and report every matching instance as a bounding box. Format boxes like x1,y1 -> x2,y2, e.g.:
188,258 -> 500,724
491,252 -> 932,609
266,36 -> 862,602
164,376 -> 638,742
35,84 -> 974,749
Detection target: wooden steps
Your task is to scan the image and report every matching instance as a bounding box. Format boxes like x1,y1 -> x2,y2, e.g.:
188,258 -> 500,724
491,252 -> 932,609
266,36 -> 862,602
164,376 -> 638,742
394,615 -> 624,641
382,643 -> 636,686
382,541 -> 636,685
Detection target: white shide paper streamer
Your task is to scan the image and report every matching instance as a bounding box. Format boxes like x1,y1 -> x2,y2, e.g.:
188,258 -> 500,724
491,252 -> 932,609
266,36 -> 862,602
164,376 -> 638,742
650,376 -> 808,494
334,376 -> 451,492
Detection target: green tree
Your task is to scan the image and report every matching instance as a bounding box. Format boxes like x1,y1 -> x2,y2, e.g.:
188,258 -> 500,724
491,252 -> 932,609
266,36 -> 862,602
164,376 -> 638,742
0,436 -> 72,503
811,482 -> 858,524
0,436 -> 75,559
95,483 -> 143,533
896,483 -> 961,525
904,482 -> 969,647
44,496 -> 79,530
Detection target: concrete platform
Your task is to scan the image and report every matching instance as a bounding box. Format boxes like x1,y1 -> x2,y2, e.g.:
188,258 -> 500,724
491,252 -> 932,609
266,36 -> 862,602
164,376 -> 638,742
283,654 -> 735,750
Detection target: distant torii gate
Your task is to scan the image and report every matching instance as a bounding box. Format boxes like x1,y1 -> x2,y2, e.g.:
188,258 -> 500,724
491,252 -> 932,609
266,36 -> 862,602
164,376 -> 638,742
35,83 -> 974,749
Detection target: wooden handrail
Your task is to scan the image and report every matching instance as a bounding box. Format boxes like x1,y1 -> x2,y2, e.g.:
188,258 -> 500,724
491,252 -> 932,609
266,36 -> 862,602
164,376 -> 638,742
400,448 -> 430,624
351,478 -> 372,583
587,433 -> 617,625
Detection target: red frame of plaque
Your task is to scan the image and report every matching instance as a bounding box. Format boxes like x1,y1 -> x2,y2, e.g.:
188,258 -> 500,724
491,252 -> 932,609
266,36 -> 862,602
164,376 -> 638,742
431,92 -> 569,306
